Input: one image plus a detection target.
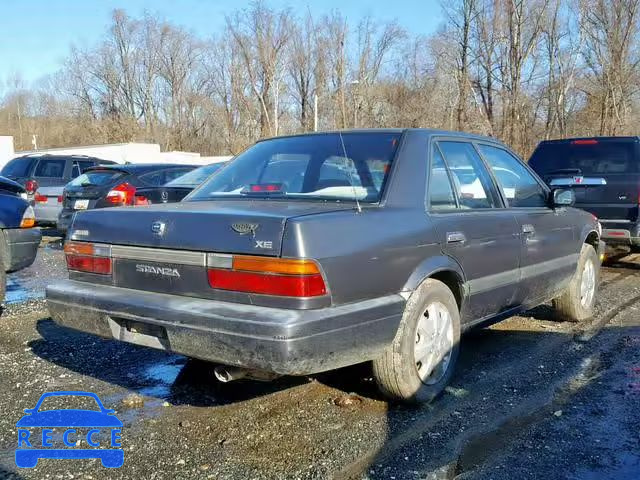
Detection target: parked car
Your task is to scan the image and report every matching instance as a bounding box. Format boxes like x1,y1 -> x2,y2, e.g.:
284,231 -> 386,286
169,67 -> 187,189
134,162 -> 228,205
47,129 -> 603,403
0,176 -> 41,304
529,137 -> 640,253
56,163 -> 196,234
0,154 -> 116,202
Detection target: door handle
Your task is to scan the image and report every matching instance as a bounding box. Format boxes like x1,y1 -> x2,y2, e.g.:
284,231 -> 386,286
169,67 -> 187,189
446,232 -> 467,244
522,224 -> 535,235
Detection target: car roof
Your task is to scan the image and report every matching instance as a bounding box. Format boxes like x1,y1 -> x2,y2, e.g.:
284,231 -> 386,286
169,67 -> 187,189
12,154 -> 111,162
256,128 -> 505,146
86,163 -> 196,174
537,136 -> 640,145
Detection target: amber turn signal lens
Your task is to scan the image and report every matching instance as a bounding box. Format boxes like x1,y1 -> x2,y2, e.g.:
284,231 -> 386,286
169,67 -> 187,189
64,241 -> 94,256
232,255 -> 321,275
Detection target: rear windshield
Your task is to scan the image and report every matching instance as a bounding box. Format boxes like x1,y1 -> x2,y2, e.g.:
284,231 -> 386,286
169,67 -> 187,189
529,142 -> 637,175
165,163 -> 225,187
1,157 -> 33,177
187,132 -> 401,203
68,170 -> 125,187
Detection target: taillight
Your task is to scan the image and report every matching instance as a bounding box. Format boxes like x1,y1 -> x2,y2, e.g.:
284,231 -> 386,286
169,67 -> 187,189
20,206 -> 36,228
24,179 -> 38,194
571,139 -> 598,145
64,241 -> 112,275
34,193 -> 48,203
134,195 -> 150,206
106,183 -> 136,206
207,254 -> 327,297
57,195 -> 64,203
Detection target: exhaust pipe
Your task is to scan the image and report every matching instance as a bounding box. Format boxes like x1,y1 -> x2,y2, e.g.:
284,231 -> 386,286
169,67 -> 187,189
213,365 -> 281,383
214,365 -> 248,383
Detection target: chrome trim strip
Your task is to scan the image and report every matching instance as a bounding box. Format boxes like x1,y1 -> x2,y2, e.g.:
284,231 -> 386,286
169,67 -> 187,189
111,245 -> 206,266
599,219 -> 632,224
549,177 -> 607,186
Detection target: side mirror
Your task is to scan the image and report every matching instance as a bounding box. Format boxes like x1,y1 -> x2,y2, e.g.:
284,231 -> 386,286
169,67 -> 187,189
551,188 -> 575,207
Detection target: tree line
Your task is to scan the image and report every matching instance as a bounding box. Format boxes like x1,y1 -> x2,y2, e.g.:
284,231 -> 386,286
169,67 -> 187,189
1,0 -> 639,158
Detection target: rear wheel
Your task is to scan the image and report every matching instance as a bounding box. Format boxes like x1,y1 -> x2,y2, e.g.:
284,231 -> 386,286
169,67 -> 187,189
553,243 -> 599,322
372,278 -> 460,404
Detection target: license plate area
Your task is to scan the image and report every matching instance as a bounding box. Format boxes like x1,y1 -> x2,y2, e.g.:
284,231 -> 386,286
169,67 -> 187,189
108,317 -> 169,350
74,199 -> 89,210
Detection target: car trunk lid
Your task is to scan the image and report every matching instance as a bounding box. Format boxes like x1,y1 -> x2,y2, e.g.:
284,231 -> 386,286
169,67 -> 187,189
68,199 -> 353,256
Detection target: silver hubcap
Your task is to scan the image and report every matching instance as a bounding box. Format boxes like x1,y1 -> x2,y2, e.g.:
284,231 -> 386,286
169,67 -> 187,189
414,301 -> 454,385
580,259 -> 596,308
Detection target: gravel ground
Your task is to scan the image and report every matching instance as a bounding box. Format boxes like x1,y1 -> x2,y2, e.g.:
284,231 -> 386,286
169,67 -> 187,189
0,243 -> 639,479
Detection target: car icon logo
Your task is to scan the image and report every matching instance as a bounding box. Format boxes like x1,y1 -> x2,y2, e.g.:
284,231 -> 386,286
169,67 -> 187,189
151,221 -> 166,236
161,191 -> 169,202
15,391 -> 124,468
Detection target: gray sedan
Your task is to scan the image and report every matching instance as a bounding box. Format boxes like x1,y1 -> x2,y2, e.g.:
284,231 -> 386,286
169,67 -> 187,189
46,129 -> 603,403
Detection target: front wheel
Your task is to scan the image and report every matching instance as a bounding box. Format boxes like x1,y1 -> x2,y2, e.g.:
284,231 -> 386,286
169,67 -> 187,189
553,243 -> 600,322
372,279 -> 461,404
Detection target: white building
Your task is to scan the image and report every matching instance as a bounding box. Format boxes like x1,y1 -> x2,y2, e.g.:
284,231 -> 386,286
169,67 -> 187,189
0,137 -> 231,168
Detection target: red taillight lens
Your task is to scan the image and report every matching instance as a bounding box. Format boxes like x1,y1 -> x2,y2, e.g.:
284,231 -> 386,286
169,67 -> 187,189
208,269 -> 326,297
134,195 -> 150,206
34,193 -> 48,203
106,183 -> 136,206
64,241 -> 112,275
25,179 -> 38,194
207,254 -> 327,297
66,255 -> 112,274
571,139 -> 598,145
57,195 -> 63,203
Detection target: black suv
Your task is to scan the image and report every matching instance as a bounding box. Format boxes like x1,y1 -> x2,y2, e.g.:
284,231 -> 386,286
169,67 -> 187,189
1,154 -> 116,197
57,163 -> 196,233
529,137 -> 639,251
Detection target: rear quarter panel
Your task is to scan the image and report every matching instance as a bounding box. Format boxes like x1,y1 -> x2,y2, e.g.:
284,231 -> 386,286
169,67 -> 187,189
282,208 -> 442,305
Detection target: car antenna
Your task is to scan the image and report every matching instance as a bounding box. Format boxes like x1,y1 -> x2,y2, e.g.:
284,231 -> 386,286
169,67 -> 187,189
338,130 -> 362,213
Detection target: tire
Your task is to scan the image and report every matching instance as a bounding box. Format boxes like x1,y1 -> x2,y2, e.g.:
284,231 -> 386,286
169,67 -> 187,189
552,243 -> 600,322
372,278 -> 461,404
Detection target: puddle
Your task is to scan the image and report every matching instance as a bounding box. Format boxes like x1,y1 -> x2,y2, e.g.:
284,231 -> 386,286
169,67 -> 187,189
102,356 -> 186,425
4,277 -> 44,303
139,358 -> 185,398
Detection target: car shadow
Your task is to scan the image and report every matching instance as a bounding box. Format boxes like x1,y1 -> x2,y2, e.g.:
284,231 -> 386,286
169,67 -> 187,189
29,318 -> 307,408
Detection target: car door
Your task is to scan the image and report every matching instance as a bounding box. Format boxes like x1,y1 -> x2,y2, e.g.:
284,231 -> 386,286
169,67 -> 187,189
477,143 -> 577,306
428,139 -> 521,324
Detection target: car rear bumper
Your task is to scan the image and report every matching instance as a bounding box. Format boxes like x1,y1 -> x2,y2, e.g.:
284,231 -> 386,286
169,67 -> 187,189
2,228 -> 41,272
601,226 -> 640,247
57,210 -> 74,233
34,203 -> 62,225
46,280 -> 405,375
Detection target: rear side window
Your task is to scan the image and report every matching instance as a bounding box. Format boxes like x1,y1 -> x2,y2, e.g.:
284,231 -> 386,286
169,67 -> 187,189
139,170 -> 167,186
163,168 -> 195,184
428,148 -> 457,211
68,170 -> 124,187
1,157 -> 34,177
478,145 -> 548,208
34,159 -> 66,178
529,142 -> 636,175
438,141 -> 498,209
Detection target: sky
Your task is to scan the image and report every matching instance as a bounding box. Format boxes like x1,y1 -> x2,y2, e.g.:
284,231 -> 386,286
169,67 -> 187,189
0,0 -> 443,86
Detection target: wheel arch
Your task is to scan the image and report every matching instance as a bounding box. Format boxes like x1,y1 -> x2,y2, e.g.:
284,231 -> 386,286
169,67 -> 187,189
402,255 -> 466,310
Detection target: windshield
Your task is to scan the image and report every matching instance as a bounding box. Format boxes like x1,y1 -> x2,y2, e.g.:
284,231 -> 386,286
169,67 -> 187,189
187,132 -> 401,203
165,163 -> 226,187
68,170 -> 124,187
529,142 -> 637,175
